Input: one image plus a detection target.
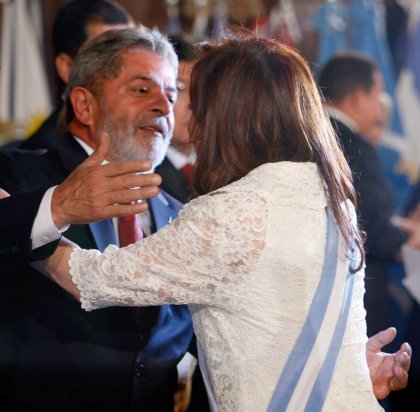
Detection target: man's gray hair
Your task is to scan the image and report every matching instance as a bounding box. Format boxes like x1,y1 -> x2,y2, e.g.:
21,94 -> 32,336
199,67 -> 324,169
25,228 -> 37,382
65,25 -> 178,122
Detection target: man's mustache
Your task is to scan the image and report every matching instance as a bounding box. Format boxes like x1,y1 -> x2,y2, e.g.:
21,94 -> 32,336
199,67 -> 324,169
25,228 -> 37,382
133,117 -> 170,137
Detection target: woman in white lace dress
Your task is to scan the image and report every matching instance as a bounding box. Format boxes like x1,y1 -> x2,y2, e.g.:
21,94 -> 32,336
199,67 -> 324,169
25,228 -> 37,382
46,32 -> 386,411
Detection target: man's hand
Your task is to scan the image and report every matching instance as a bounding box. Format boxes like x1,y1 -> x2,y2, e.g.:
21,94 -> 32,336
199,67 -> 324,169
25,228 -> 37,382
52,133 -> 162,228
366,327 -> 411,400
0,188 -> 10,199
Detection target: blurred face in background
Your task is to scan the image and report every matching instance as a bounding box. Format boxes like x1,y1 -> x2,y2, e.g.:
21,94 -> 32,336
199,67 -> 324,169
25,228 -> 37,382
172,60 -> 195,151
356,70 -> 385,138
365,92 -> 392,146
56,21 -> 132,85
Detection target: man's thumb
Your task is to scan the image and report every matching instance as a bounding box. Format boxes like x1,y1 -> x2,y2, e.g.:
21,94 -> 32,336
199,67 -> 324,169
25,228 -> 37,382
89,133 -> 111,165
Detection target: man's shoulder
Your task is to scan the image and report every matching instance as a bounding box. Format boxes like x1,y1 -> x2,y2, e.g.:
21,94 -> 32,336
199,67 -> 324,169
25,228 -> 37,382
0,146 -> 63,190
0,146 -> 61,169
333,120 -> 374,155
20,106 -> 62,150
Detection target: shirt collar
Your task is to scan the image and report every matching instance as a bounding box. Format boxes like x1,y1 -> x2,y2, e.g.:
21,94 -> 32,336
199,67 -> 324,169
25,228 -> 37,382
326,106 -> 359,133
73,135 -> 109,164
166,145 -> 196,170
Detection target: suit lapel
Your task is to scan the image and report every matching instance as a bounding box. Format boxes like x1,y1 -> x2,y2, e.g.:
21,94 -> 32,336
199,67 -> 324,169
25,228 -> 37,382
89,219 -> 117,252
55,134 -> 118,252
149,192 -> 181,232
56,132 -> 89,172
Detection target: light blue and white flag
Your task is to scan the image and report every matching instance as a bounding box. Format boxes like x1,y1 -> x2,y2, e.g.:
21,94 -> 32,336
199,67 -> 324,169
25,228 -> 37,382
0,0 -> 52,138
311,0 -> 348,71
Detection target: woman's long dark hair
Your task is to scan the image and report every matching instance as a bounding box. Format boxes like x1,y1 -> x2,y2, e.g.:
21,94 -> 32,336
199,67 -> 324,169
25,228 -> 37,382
189,29 -> 365,268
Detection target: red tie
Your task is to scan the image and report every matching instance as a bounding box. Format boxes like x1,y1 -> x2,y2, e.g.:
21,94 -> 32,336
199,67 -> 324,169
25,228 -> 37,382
118,215 -> 144,247
181,163 -> 194,186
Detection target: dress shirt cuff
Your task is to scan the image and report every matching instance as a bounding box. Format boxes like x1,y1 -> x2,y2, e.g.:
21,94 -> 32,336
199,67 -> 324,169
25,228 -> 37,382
31,186 -> 69,250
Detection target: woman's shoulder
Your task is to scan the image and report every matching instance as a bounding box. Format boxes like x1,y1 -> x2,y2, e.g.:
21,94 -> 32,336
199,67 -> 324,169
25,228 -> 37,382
181,162 -> 326,218
247,162 -> 327,209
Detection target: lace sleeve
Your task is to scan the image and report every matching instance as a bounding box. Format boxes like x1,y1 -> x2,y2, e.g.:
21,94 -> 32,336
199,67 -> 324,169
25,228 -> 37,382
69,191 -> 267,311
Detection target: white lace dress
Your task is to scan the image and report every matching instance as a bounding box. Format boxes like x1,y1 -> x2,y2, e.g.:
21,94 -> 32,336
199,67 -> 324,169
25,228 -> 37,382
69,162 -> 383,412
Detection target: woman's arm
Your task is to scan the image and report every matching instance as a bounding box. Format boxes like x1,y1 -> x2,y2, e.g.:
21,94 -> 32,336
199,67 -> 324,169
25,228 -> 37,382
37,238 -> 82,300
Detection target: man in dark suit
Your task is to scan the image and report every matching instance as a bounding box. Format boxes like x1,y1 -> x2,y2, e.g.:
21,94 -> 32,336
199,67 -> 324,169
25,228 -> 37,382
155,35 -> 197,204
0,27 -> 197,412
317,52 -> 415,338
19,0 -> 134,151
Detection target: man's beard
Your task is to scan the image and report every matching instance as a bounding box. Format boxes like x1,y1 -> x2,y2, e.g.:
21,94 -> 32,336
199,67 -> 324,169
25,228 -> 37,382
98,104 -> 171,168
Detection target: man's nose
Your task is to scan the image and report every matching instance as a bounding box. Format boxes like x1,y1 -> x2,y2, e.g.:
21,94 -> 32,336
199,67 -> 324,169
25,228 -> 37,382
150,91 -> 171,116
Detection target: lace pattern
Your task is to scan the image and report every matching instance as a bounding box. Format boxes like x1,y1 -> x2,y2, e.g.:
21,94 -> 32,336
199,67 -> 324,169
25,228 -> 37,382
69,162 -> 383,412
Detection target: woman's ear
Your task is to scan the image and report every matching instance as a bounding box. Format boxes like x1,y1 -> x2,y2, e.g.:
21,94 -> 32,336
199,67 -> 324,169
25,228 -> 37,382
69,87 -> 96,126
55,52 -> 74,85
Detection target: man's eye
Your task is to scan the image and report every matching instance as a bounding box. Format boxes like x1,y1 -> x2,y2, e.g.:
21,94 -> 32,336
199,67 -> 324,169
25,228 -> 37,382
137,87 -> 148,93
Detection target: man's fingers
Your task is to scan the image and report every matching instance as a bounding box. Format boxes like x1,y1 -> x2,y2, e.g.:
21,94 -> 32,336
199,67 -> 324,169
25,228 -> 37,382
0,188 -> 10,199
111,171 -> 162,190
103,201 -> 150,218
107,186 -> 161,205
398,343 -> 412,371
103,160 -> 155,177
85,173 -> 162,197
401,342 -> 412,358
392,364 -> 409,390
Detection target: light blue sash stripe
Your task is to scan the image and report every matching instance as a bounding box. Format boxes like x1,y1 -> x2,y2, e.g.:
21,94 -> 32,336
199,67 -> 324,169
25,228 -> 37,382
267,206 -> 343,412
304,249 -> 357,411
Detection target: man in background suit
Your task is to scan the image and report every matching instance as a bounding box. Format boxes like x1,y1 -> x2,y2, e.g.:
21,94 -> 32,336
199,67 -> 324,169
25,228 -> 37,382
0,27 -> 197,412
19,0 -> 134,151
155,35 -> 197,203
317,52 -> 420,339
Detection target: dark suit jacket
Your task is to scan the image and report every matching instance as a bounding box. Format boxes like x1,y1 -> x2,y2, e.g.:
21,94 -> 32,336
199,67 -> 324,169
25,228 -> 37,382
155,157 -> 192,204
332,118 -> 408,335
0,133 -> 193,412
19,104 -> 62,151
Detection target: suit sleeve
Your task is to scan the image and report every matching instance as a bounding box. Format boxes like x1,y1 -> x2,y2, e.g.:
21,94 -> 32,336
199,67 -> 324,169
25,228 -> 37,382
0,190 -> 60,262
348,142 -> 408,260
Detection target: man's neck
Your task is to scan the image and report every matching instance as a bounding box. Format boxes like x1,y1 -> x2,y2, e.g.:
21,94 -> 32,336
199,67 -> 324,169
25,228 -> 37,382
326,106 -> 359,133
170,141 -> 195,157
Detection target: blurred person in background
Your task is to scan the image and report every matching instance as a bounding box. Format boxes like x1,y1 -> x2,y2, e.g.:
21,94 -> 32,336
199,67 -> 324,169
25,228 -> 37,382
317,52 -> 420,343
19,0 -> 134,151
156,35 -> 198,204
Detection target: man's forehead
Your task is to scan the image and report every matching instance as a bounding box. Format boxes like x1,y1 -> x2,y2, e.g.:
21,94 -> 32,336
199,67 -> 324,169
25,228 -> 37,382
121,49 -> 177,80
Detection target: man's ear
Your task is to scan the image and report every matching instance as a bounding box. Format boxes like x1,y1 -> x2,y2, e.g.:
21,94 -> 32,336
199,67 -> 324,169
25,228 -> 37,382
55,52 -> 74,84
70,87 -> 96,126
349,87 -> 367,110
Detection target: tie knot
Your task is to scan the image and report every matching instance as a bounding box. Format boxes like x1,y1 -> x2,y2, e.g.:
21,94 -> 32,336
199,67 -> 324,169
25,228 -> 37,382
118,215 -> 143,247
